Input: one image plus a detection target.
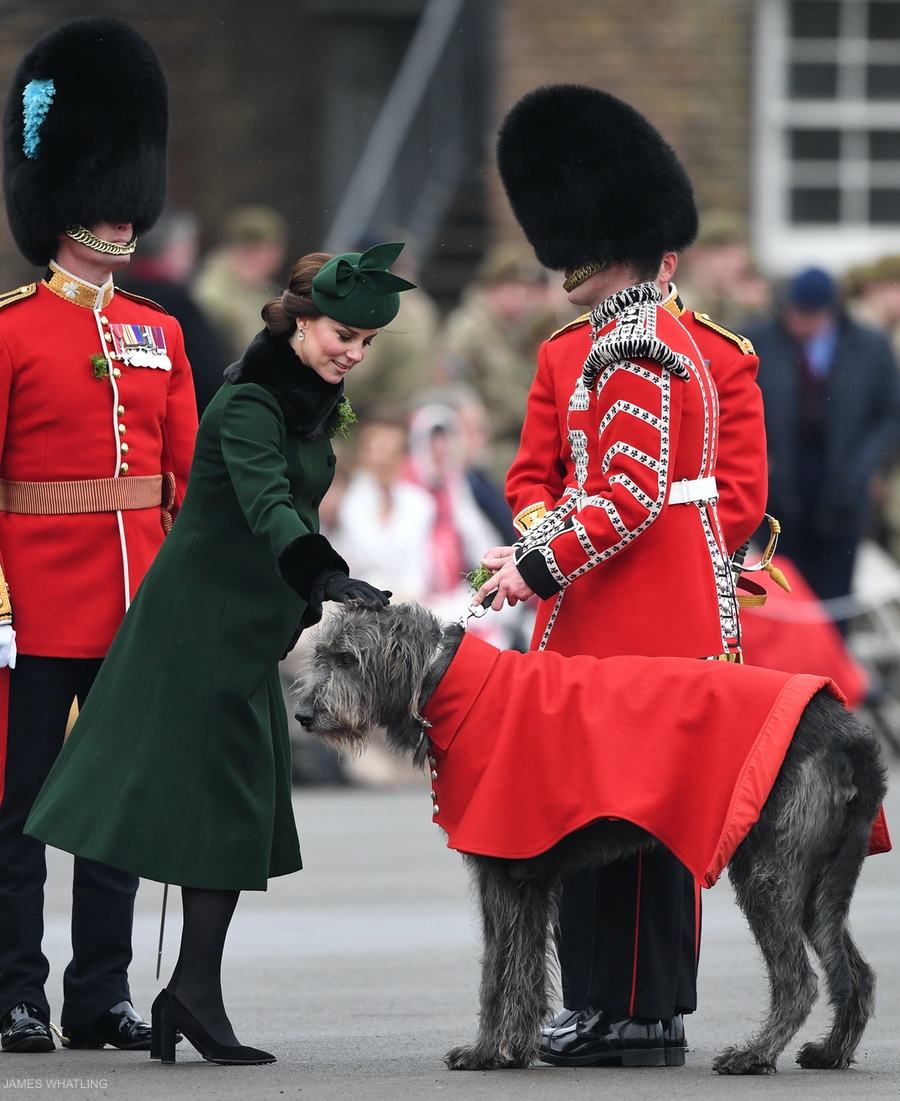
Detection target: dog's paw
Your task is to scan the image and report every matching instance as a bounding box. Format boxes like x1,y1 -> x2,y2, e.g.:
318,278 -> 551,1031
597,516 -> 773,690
712,1047 -> 777,1075
444,1044 -> 526,1071
796,1042 -> 852,1070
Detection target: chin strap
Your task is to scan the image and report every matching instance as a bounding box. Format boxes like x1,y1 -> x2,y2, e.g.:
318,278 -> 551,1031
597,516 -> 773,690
65,225 -> 137,256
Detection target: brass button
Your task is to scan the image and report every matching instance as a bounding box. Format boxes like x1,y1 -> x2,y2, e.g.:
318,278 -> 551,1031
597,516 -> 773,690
117,405 -> 125,415
431,790 -> 437,801
120,442 -> 129,454
431,769 -> 438,781
104,332 -> 112,343
118,423 -> 126,434
120,462 -> 129,474
432,805 -> 439,816
112,367 -> 121,378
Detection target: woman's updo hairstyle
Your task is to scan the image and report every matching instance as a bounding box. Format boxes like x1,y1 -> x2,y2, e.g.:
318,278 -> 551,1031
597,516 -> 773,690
261,251 -> 333,336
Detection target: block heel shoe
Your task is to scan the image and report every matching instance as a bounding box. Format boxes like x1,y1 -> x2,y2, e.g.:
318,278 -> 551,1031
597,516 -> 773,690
150,989 -> 169,1060
159,993 -> 275,1065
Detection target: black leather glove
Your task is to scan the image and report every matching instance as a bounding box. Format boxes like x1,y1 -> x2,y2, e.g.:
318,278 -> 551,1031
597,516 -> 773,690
319,571 -> 391,607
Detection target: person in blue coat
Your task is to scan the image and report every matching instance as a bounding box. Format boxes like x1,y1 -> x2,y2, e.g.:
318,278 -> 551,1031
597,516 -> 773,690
745,267 -> 900,620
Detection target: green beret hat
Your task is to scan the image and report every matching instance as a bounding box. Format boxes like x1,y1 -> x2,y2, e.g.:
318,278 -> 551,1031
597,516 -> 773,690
311,241 -> 416,328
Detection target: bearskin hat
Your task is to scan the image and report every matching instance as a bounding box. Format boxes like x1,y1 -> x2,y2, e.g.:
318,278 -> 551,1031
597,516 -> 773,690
3,17 -> 168,267
496,84 -> 698,274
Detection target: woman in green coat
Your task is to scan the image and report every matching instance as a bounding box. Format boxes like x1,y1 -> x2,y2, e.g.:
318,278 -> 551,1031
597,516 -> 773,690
26,243 -> 415,1066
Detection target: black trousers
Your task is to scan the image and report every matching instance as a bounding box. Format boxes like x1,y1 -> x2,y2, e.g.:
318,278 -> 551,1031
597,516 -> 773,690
556,846 -> 700,1020
0,656 -> 138,1027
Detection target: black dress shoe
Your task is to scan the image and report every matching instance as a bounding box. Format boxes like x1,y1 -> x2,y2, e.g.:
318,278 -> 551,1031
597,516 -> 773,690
538,1009 -> 666,1067
160,993 -> 275,1065
63,1001 -> 152,1050
662,1014 -> 687,1066
1,1004 -> 54,1053
540,1007 -> 582,1039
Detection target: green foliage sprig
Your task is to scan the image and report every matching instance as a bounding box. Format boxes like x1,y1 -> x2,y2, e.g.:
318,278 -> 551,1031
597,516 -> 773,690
90,353 -> 110,382
466,565 -> 492,591
329,398 -> 358,440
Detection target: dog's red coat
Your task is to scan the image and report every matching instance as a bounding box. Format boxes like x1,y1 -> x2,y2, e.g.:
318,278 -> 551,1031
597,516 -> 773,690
421,633 -> 889,885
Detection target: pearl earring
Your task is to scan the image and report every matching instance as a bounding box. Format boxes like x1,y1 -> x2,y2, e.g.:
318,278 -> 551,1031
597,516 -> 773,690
296,327 -> 305,342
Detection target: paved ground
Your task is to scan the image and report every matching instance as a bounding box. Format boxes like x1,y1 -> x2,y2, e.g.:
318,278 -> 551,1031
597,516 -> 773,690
4,752 -> 899,1101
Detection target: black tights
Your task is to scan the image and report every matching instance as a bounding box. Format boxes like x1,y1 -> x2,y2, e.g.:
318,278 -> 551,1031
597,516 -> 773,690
167,887 -> 240,1046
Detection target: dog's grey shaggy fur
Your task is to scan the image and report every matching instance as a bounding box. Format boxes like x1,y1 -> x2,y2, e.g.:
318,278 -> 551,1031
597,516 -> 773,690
293,602 -> 888,1075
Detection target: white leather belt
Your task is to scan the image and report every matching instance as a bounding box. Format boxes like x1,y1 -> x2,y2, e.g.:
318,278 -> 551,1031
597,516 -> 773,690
668,476 -> 718,505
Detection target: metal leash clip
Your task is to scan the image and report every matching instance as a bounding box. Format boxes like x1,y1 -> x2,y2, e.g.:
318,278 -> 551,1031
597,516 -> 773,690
465,600 -> 490,622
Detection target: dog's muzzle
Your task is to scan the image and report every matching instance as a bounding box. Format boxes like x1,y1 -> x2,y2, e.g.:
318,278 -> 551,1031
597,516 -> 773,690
294,708 -> 315,730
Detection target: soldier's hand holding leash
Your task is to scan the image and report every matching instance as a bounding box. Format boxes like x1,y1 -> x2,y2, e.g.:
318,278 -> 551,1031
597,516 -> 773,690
470,545 -> 535,612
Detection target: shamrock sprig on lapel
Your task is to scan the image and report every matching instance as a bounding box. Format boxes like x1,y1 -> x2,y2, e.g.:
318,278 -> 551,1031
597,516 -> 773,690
90,353 -> 110,382
329,397 -> 357,440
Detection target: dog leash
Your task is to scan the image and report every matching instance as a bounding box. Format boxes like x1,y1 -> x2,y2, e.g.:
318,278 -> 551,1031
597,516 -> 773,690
462,601 -> 489,625
462,588 -> 497,627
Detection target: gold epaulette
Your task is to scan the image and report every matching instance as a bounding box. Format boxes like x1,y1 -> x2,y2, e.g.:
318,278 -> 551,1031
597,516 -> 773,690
0,559 -> 12,625
114,287 -> 169,314
548,312 -> 591,341
691,311 -> 755,355
0,283 -> 37,312
513,501 -> 547,535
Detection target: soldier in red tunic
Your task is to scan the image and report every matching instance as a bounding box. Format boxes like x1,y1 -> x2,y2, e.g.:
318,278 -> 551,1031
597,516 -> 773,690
472,85 -> 767,1068
0,18 -> 197,1053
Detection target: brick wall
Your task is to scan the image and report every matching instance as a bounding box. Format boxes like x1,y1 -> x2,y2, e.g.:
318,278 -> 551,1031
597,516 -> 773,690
489,0 -> 755,247
0,0 -> 327,288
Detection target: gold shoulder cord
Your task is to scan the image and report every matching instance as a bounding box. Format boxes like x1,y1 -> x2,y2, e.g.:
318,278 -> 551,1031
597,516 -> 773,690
691,311 -> 755,355
548,312 -> 591,341
0,284 -> 37,312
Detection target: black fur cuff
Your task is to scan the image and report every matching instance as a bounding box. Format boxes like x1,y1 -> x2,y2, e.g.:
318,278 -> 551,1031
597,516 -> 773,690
515,545 -> 562,599
277,533 -> 349,598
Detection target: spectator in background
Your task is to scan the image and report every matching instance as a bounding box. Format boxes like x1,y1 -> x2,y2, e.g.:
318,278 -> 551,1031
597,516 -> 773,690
406,401 -> 502,596
845,253 -> 900,359
342,241 -> 440,420
330,412 -> 436,603
435,242 -> 559,483
405,400 -> 523,648
844,254 -> 900,558
745,267 -> 900,619
192,204 -> 289,361
675,209 -> 772,331
414,384 -> 517,544
117,206 -> 231,414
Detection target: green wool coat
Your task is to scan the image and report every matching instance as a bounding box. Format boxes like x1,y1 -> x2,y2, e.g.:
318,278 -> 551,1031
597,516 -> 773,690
26,330 -> 349,890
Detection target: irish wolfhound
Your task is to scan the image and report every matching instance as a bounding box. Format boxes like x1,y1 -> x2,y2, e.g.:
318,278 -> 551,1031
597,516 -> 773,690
293,601 -> 887,1075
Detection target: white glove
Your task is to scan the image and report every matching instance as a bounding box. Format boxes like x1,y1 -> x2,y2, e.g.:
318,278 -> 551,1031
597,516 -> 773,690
0,624 -> 16,669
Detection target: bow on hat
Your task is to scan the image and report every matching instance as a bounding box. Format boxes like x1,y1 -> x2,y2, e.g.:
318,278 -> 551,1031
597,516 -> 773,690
313,242 -> 415,298
310,242 -> 416,328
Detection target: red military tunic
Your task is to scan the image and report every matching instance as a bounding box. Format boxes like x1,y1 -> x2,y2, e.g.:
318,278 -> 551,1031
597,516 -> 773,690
663,290 -> 767,554
509,288 -> 766,561
0,264 -> 197,658
420,632 -> 854,884
508,282 -> 738,659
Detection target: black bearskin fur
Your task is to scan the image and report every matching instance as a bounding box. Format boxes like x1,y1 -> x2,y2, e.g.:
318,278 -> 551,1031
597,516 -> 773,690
3,17 -> 169,266
496,83 -> 698,274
